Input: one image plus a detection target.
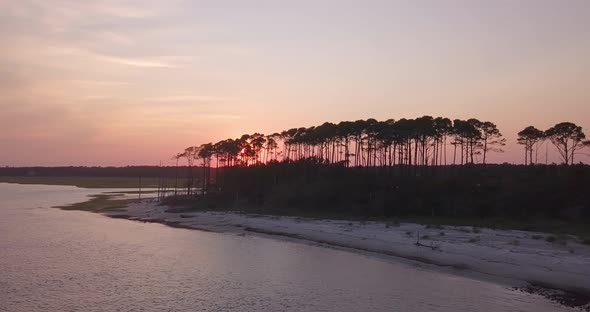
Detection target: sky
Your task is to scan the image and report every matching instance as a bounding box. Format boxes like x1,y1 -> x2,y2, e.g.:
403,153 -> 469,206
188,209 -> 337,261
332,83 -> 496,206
0,0 -> 589,166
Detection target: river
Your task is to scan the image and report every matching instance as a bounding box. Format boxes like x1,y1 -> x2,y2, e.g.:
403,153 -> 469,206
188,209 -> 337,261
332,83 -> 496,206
0,183 -> 574,311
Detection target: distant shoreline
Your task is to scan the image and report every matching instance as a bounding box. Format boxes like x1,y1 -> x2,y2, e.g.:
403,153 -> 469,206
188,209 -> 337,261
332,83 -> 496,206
0,176 -> 158,189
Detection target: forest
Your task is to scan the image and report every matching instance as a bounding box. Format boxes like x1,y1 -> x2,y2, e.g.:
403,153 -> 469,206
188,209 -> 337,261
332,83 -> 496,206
163,117 -> 590,226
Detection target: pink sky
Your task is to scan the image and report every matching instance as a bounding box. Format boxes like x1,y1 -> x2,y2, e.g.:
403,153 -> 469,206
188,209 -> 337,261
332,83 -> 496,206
1,0 -> 589,166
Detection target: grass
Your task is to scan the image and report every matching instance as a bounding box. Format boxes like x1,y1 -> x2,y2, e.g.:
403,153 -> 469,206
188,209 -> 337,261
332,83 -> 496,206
54,194 -> 137,212
0,176 -> 165,188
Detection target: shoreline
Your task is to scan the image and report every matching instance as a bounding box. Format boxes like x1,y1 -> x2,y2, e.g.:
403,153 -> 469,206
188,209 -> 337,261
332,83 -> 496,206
62,195 -> 590,310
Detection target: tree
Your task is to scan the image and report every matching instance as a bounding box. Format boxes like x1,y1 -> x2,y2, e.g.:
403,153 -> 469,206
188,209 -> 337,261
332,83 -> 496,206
264,133 -> 280,162
414,116 -> 435,167
336,121 -> 354,167
171,153 -> 183,195
249,133 -> 266,164
452,119 -> 481,164
545,122 -> 587,165
517,126 -> 544,165
181,146 -> 198,195
478,121 -> 506,164
433,117 -> 452,166
465,119 -> 483,164
197,143 -> 214,193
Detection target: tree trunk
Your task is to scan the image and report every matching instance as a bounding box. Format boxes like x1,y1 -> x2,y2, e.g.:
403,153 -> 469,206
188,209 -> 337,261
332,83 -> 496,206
483,138 -> 488,164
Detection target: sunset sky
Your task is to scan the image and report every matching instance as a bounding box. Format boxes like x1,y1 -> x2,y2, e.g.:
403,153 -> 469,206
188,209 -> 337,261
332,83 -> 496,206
1,0 -> 589,166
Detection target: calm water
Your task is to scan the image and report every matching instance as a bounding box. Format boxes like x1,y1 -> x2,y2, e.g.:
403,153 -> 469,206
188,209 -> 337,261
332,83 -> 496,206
0,183 -> 574,312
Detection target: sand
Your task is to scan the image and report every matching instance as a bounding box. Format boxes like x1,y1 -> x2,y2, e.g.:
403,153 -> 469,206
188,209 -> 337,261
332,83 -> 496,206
104,199 -> 590,296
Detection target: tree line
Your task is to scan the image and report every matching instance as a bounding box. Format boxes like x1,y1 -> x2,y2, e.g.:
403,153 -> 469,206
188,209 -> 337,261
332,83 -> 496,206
178,117 -> 589,171
518,122 -> 590,165
160,117 -> 590,223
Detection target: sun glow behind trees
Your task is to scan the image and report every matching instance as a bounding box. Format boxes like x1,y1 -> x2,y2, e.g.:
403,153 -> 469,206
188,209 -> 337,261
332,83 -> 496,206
177,117 -> 590,176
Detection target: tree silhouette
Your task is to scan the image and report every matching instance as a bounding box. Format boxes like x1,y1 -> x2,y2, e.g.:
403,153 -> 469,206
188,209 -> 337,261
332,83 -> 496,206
517,126 -> 544,165
197,143 -> 214,193
479,121 -> 506,164
181,146 -> 198,195
172,152 -> 184,195
545,122 -> 587,165
433,117 -> 452,166
176,117 -> 587,181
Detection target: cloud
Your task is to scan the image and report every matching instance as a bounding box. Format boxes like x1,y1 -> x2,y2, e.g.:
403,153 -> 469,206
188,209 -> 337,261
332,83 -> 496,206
39,45 -> 179,68
67,79 -> 134,86
147,95 -> 237,102
95,54 -> 177,68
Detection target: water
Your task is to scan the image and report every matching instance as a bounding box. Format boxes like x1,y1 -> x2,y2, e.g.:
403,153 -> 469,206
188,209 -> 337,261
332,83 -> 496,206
0,183 -> 574,312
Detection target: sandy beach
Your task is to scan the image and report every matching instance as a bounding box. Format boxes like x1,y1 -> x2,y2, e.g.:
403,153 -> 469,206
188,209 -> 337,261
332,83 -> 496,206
105,199 -> 590,297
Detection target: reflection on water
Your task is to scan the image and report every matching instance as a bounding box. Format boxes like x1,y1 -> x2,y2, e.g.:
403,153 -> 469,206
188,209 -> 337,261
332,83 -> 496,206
0,183 -> 573,311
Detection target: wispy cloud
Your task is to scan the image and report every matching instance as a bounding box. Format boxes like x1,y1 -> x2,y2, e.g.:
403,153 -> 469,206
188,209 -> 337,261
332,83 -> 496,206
148,95 -> 237,102
39,45 -> 180,68
95,54 -> 177,68
67,79 -> 134,86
